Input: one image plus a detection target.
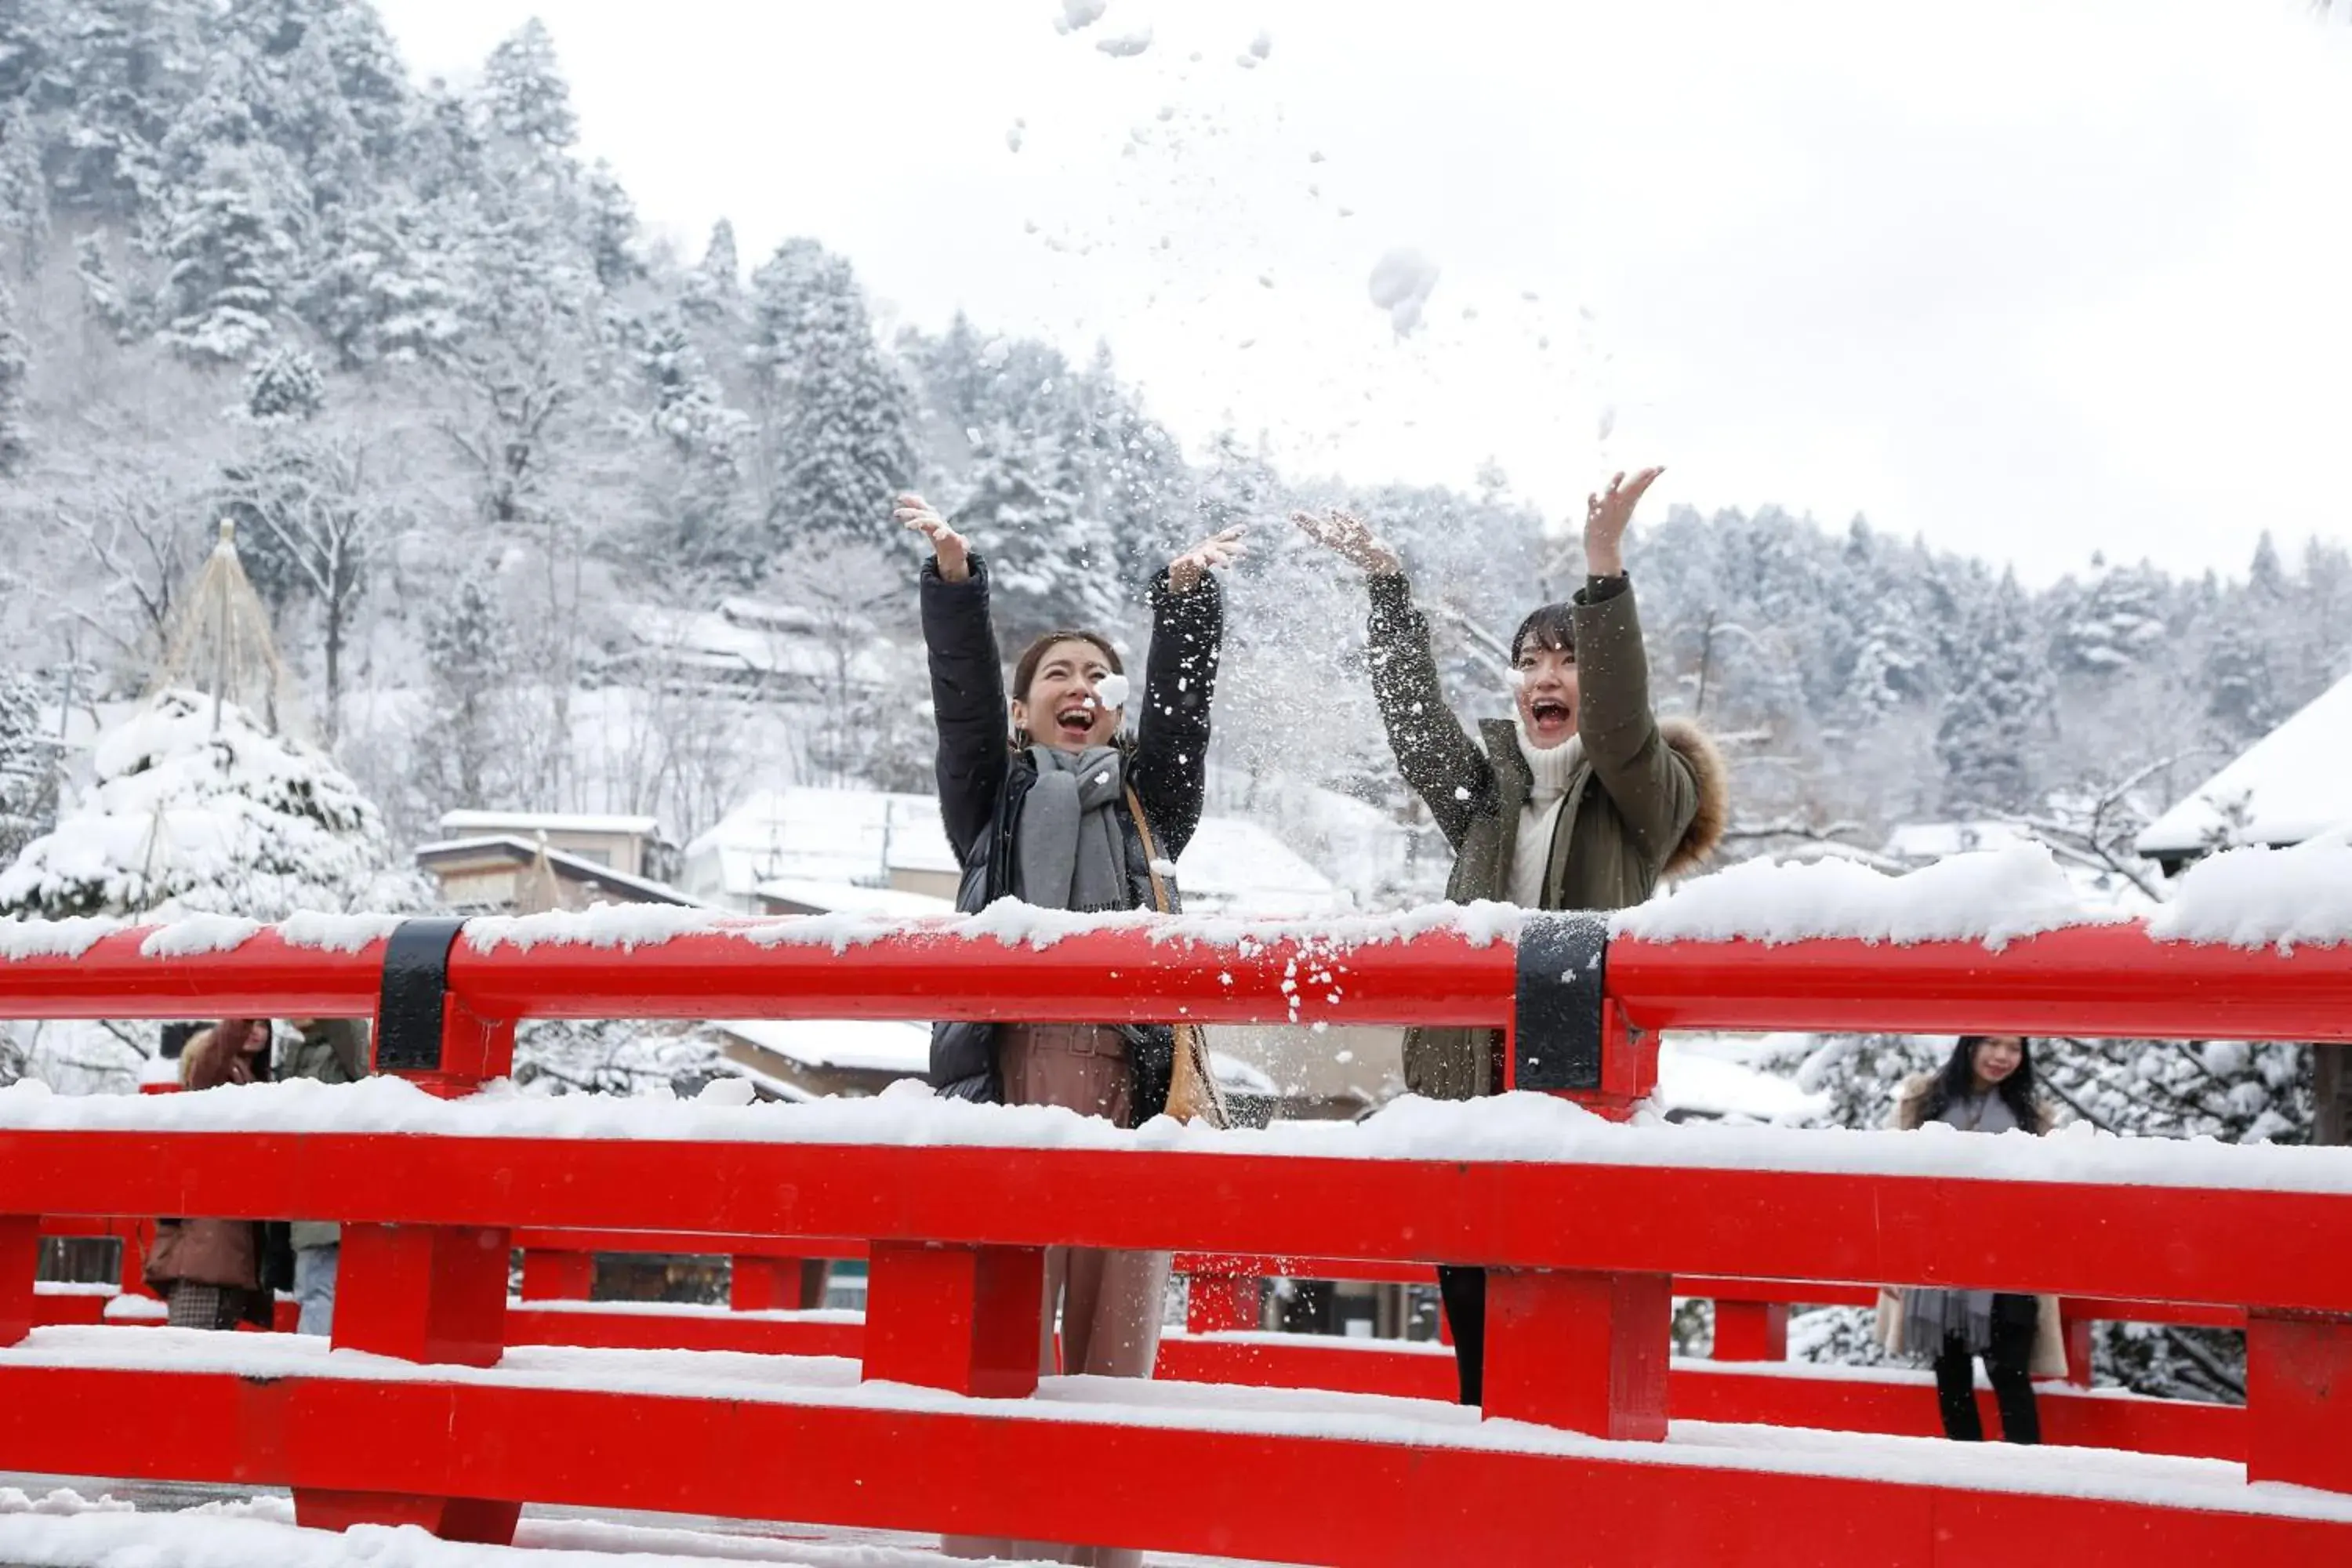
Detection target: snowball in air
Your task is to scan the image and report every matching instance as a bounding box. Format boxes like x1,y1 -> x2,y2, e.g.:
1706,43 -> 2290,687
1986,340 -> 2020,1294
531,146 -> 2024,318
1367,249 -> 1440,336
1094,672 -> 1132,709
1097,26 -> 1153,56
1006,123 -> 1025,153
1054,0 -> 1107,34
1249,29 -> 1273,59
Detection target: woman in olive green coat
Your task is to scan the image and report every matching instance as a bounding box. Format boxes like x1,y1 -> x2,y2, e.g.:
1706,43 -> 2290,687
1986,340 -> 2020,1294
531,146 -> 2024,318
1297,467 -> 1729,1405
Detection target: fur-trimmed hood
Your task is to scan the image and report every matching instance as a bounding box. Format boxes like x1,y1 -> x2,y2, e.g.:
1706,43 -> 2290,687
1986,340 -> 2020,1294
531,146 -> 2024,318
1658,717 -> 1729,877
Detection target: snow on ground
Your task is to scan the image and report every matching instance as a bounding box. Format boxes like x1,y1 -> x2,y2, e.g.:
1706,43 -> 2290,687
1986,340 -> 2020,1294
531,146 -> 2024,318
0,1330 -> 2340,1525
6,1075 -> 2352,1193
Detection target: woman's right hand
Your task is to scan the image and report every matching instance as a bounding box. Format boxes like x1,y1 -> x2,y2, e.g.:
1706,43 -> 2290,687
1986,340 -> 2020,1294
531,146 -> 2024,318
1290,507 -> 1403,576
896,492 -> 971,583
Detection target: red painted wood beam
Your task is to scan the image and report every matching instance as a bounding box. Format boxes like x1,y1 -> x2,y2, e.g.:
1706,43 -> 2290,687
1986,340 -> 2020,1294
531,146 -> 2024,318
8,1133 -> 2347,1316
1607,926 -> 2352,1044
0,1365 -> 2326,1566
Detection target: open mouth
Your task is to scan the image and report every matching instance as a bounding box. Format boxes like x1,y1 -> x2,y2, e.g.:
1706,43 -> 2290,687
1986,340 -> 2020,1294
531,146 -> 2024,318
1530,699 -> 1571,728
1055,706 -> 1096,740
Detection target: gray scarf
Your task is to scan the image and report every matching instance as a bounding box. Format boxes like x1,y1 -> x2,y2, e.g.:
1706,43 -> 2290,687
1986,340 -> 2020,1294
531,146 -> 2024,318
1902,1089 -> 2022,1355
1015,746 -> 1131,913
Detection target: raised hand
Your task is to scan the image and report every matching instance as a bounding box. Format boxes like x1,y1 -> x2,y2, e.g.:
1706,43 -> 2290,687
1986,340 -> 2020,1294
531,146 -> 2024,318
1290,508 -> 1402,576
1170,524 -> 1249,593
895,492 -> 971,583
1584,467 -> 1663,577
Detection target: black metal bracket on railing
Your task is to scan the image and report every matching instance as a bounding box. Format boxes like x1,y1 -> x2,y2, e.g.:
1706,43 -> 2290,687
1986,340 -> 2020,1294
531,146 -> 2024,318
373,917 -> 470,1074
1512,912 -> 1611,1092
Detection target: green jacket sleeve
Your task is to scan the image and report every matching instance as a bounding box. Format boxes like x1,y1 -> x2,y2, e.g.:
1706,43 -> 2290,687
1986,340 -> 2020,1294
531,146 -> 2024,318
1571,575 -> 1697,873
1365,572 -> 1494,851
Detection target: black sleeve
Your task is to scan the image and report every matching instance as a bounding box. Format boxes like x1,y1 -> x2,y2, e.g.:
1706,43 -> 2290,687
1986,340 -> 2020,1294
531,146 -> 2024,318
920,554 -> 1011,866
1131,567 -> 1223,862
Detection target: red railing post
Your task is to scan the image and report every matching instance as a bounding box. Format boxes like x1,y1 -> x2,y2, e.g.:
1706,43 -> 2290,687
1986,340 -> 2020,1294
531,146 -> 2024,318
519,1248 -> 593,1302
1712,1297 -> 1789,1362
863,1242 -> 1044,1398
332,1223 -> 510,1366
2245,1309 -> 2352,1494
1483,1269 -> 1671,1439
298,1219 -> 519,1543
730,1255 -> 826,1312
0,1214 -> 34,1347
2060,1304 -> 2095,1388
1183,1263 -> 1261,1335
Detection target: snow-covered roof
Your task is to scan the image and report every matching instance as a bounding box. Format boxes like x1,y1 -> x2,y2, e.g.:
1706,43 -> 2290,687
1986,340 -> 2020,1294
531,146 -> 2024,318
755,878 -> 956,917
1881,820 -> 2033,862
619,603 -> 896,688
713,1018 -> 932,1076
2137,670 -> 2352,862
413,836 -> 701,908
1174,817 -> 1344,916
683,789 -> 959,902
438,809 -> 668,841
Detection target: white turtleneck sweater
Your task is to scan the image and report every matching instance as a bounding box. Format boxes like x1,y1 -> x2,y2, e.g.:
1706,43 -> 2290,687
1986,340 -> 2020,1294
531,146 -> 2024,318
1508,720 -> 1584,909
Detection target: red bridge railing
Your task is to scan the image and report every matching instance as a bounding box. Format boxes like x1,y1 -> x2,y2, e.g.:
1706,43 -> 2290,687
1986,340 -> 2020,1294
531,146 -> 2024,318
1,909 -> 2349,1564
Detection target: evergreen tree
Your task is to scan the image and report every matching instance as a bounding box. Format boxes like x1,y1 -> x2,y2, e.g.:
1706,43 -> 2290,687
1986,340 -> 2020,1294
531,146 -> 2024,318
2056,559 -> 2169,677
2201,619 -> 2278,750
0,274 -> 28,477
0,669 -> 54,866
953,415 -> 1123,632
748,237 -> 915,550
681,219 -> 741,322
423,568 -> 518,806
1934,573 -> 2046,813
0,98 -> 53,278
45,0 -> 206,216
147,78 -> 308,363
480,19 -> 577,154
0,688 -> 416,920
582,158 -> 642,289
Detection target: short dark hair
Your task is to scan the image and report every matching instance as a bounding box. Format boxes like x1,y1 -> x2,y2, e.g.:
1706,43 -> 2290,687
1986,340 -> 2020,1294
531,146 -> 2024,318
1510,603 -> 1577,664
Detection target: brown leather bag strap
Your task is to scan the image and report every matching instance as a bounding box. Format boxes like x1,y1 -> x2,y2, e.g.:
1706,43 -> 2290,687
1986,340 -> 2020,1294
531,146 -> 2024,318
1125,786 -> 1174,915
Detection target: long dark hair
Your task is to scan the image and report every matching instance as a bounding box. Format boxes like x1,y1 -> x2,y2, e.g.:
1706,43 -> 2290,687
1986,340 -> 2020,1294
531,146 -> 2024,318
1917,1035 -> 2038,1129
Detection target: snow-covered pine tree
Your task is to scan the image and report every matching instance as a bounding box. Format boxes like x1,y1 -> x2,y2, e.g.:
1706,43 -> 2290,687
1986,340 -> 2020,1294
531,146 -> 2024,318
2056,557 -> 2169,679
43,0 -> 207,218
633,309 -> 759,586
681,219 -> 741,325
0,686 -> 416,921
422,567 -> 518,807
2201,619 -> 2278,751
479,18 -> 578,155
956,409 -> 1125,634
146,77 -> 309,363
581,158 -> 641,289
1934,572 -> 2047,813
0,669 -> 55,865
0,273 -> 27,477
0,97 -> 51,278
748,237 -> 916,553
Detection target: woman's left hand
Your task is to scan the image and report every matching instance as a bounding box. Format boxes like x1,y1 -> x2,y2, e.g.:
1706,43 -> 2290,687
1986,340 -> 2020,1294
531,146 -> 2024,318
1170,525 -> 1248,593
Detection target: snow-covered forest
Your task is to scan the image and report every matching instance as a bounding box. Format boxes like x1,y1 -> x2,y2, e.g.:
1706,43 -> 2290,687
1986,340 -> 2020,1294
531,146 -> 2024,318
0,0 -> 2346,1400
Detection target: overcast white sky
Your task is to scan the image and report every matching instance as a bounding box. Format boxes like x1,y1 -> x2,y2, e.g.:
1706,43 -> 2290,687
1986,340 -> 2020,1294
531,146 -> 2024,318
369,0 -> 2352,583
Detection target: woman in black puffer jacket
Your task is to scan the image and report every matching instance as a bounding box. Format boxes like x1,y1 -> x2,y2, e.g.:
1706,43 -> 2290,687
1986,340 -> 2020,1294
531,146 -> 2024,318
901,491 -> 1240,1568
